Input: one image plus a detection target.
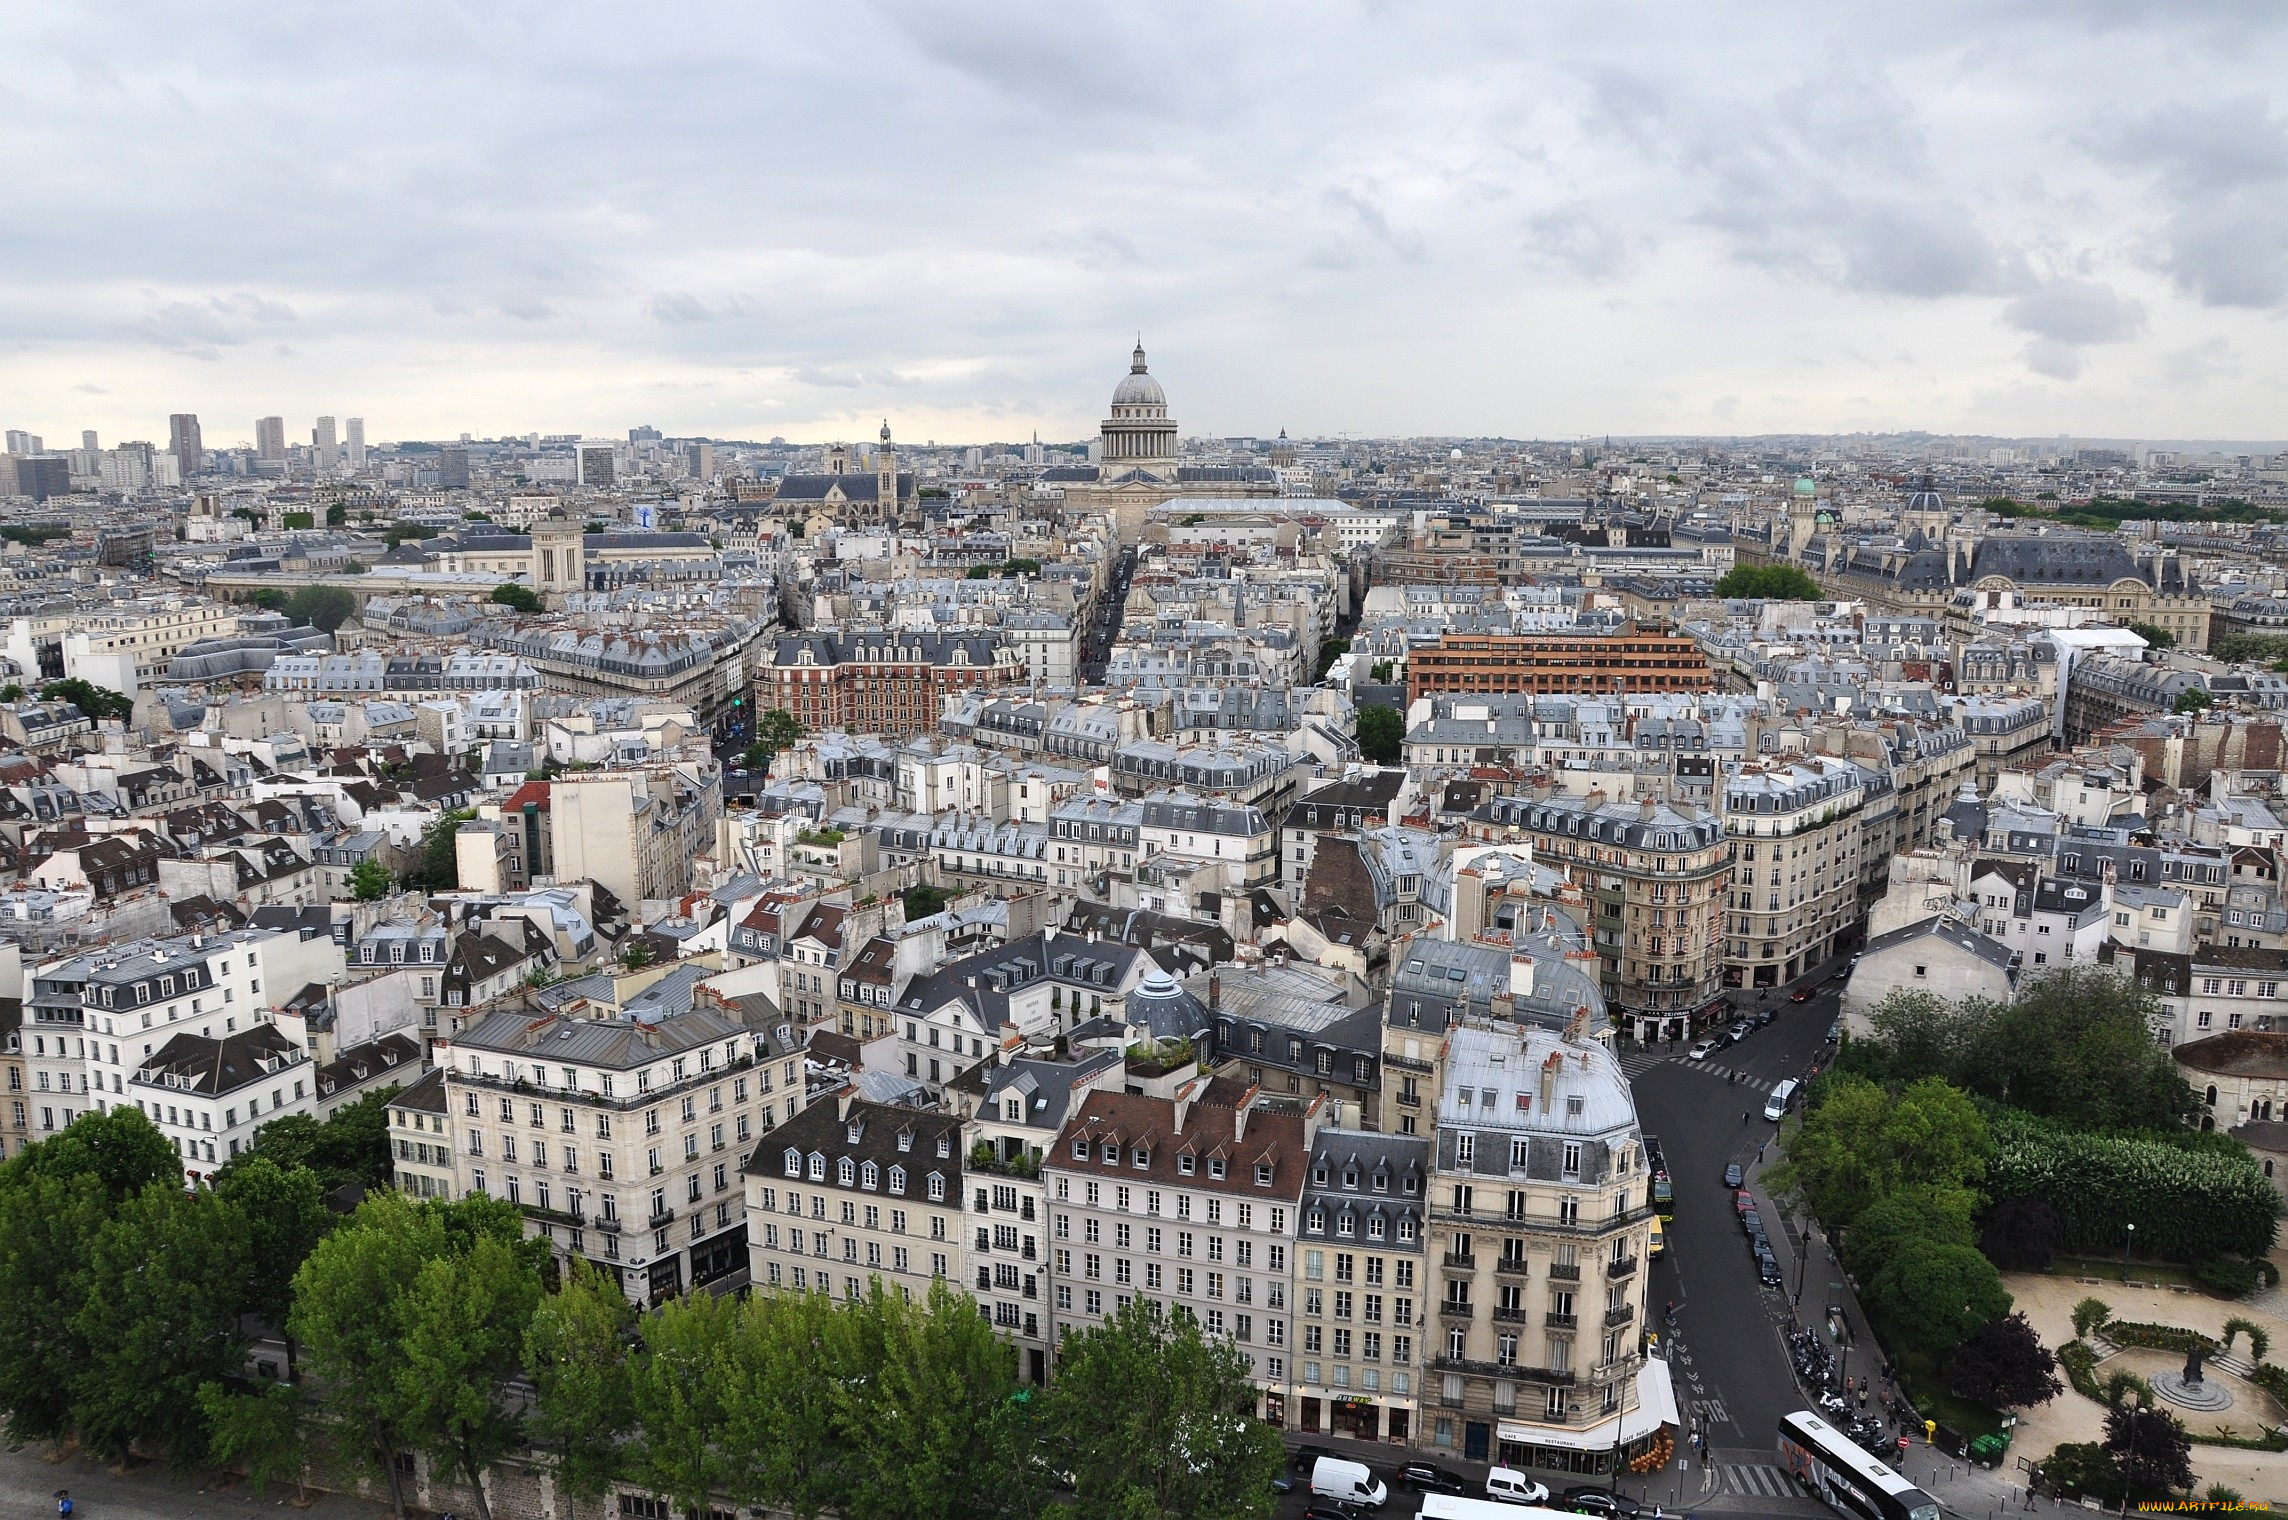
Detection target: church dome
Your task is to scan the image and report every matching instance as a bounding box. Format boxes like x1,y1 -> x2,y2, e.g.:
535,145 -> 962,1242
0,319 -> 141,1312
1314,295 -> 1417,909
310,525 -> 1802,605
1112,343 -> 1166,409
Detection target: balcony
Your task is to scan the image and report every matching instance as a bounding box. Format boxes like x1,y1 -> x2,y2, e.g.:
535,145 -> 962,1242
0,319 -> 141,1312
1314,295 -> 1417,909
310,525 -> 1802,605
594,1218 -> 622,1234
1495,1256 -> 1529,1277
1442,1252 -> 1476,1271
1439,1299 -> 1475,1321
1491,1306 -> 1527,1323
1604,1305 -> 1635,1327
1547,1263 -> 1581,1282
648,1207 -> 677,1227
1544,1313 -> 1577,1330
1606,1256 -> 1638,1279
1434,1354 -> 1574,1386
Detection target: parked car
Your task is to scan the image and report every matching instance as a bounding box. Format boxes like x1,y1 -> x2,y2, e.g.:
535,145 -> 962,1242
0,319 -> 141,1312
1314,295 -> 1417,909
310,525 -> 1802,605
1722,1162 -> 1744,1187
1305,1504 -> 1364,1520
1400,1464 -> 1467,1495
1291,1444 -> 1337,1474
1754,1006 -> 1777,1027
1311,1456 -> 1388,1509
1688,1038 -> 1719,1061
1740,1207 -> 1762,1237
1487,1467 -> 1552,1506
1272,1476 -> 1297,1494
1757,1248 -> 1784,1287
1561,1486 -> 1644,1518
1728,1020 -> 1753,1042
1734,1188 -> 1754,1215
1789,984 -> 1815,1002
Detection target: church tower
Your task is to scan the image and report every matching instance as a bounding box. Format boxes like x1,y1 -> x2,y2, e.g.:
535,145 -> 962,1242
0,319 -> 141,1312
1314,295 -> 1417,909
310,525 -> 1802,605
875,420 -> 898,525
1788,476 -> 1820,559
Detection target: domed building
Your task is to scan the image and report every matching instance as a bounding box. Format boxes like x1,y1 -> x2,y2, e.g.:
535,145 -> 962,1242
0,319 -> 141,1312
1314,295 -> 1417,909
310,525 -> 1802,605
1100,342 -> 1178,475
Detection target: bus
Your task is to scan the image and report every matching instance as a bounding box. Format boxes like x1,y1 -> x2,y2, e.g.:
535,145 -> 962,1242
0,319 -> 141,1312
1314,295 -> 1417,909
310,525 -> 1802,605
1778,1411 -> 1940,1520
1421,1496 -> 1578,1520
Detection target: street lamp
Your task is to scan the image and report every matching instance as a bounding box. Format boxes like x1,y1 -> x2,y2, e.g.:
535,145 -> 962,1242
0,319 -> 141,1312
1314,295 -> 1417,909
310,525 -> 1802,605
2122,1222 -> 2136,1284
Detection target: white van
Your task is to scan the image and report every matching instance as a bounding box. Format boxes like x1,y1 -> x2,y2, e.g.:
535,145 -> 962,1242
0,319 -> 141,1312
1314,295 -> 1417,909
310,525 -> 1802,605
1484,1466 -> 1551,1506
1312,1456 -> 1388,1509
1764,1078 -> 1799,1121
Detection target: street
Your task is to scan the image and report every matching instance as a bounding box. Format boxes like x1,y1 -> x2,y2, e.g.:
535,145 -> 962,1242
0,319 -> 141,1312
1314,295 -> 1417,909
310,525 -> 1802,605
1631,972 -> 1849,1516
0,1441 -> 383,1519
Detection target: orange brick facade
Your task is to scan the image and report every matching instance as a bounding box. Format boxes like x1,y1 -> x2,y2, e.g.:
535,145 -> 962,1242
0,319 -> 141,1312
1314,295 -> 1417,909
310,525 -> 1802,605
760,632 -> 1030,737
1405,629 -> 1715,702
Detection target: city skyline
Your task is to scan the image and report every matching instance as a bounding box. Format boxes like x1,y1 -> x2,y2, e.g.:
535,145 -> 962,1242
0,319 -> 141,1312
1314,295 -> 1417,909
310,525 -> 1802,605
4,4 -> 2286,442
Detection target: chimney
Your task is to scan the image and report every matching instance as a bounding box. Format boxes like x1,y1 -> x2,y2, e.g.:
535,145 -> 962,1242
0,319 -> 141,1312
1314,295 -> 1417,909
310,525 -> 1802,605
1209,970 -> 1220,1011
1539,1049 -> 1562,1109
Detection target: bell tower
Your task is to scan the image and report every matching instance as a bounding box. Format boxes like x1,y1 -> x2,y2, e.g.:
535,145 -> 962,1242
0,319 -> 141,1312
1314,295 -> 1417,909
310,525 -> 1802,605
876,420 -> 898,525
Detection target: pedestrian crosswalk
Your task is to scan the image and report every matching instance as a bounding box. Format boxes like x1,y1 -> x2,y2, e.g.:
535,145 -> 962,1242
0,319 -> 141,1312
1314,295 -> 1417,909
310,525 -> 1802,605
1717,1464 -> 1801,1499
1618,1049 -> 1773,1092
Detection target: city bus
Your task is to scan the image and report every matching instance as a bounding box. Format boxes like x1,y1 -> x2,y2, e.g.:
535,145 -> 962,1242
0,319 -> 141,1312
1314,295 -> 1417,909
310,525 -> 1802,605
1778,1411 -> 1940,1520
1421,1495 -> 1577,1520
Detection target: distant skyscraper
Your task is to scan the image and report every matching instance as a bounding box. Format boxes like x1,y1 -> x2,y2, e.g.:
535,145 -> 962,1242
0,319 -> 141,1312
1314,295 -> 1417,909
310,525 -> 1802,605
15,457 -> 68,501
312,416 -> 338,471
577,445 -> 615,487
439,446 -> 471,491
255,416 -> 286,462
629,425 -> 661,444
168,413 -> 203,481
80,430 -> 98,453
4,431 -> 42,455
345,417 -> 366,470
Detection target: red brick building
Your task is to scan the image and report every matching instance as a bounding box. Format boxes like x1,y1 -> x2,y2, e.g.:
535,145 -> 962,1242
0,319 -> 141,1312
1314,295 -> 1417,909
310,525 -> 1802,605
1405,628 -> 1714,702
759,631 -> 1029,737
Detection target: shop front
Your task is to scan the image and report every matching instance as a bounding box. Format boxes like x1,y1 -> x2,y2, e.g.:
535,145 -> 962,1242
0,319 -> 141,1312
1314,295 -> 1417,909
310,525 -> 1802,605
1297,1395 -> 1408,1442
1494,1361 -> 1680,1478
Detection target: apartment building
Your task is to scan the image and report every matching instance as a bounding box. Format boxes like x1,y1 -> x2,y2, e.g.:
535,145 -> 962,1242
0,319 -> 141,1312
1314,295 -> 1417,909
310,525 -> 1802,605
548,764 -> 723,907
444,1003 -> 793,1304
1292,1129 -> 1430,1444
1045,1080 -> 1317,1424
131,1023 -> 311,1186
387,1067 -> 456,1199
1426,1023 -> 1663,1474
759,631 -> 1030,738
1719,757 -> 1865,989
1406,630 -> 1714,703
952,1045 -> 1125,1383
1474,793 -> 1729,1042
742,1092 -> 965,1303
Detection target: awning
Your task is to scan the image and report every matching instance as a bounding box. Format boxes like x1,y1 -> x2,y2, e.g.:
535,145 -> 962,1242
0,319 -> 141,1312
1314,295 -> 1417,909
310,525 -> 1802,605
1495,1360 -> 1681,1453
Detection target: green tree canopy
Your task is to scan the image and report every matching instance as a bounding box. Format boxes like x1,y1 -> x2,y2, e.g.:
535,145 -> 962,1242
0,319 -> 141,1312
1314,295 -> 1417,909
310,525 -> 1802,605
2175,687 -> 2213,714
1865,1236 -> 2013,1356
1356,704 -> 1404,765
524,1259 -> 636,1503
283,584 -> 357,632
1046,1297 -> 1282,1520
1715,564 -> 1822,600
745,707 -> 802,777
347,856 -> 394,901
2124,622 -> 2176,649
489,582 -> 543,614
36,677 -> 133,721
1841,971 -> 2197,1132
395,1230 -> 545,1520
1767,1074 -> 1991,1231
2106,1403 -> 2193,1496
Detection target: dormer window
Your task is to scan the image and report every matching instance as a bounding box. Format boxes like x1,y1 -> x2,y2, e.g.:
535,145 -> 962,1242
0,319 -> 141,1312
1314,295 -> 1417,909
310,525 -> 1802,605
1072,1137 -> 1088,1160
861,1161 -> 878,1189
897,1130 -> 913,1152
1312,1164 -> 1329,1186
1101,1141 -> 1118,1163
889,1165 -> 906,1195
1208,1157 -> 1226,1180
783,1147 -> 801,1177
846,1121 -> 863,1144
1336,1213 -> 1355,1237
1256,1164 -> 1274,1186
808,1152 -> 826,1180
1307,1207 -> 1325,1233
1342,1168 -> 1359,1189
1367,1214 -> 1386,1240
1178,1154 -> 1196,1176
936,1136 -> 949,1159
1132,1146 -> 1149,1169
837,1157 -> 855,1185
927,1173 -> 946,1201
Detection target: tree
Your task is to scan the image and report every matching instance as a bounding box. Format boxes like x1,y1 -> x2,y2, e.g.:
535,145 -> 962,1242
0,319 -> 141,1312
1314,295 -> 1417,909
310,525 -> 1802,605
213,1156 -> 333,1329
524,1259 -> 636,1504
1767,1075 -> 1990,1231
835,1282 -> 1040,1520
620,941 -> 656,970
2125,623 -> 2176,649
1356,704 -> 1404,765
489,582 -> 543,614
326,502 -> 348,527
284,584 -> 357,632
215,1088 -> 398,1194
748,707 -> 802,777
289,1193 -> 445,1519
348,857 -> 394,902
721,1288 -> 850,1518
1715,564 -> 1822,600
281,511 -> 315,530
5,1105 -> 180,1200
2072,1297 -> 2112,1339
1979,1195 -> 2063,1272
200,1380 -> 312,1500
1842,1184 -> 1976,1282
2175,687 -> 2213,715
70,1184 -> 254,1470
1946,1313 -> 2063,1409
0,684 -> 19,702
628,1286 -> 741,1515
1314,636 -> 1351,681
0,1168 -> 110,1444
1046,1297 -> 1282,1520
410,808 -> 477,892
394,1231 -> 545,1520
2105,1402 -> 2193,1496
36,677 -> 133,721
1864,1236 -> 2013,1357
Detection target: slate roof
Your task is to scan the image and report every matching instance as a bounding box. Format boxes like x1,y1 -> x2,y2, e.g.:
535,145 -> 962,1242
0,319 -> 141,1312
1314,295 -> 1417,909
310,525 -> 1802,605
135,1022 -> 305,1099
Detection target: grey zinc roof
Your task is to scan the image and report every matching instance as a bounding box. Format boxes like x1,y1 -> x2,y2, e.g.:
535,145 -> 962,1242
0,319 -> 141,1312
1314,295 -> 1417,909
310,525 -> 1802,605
1858,915 -> 2016,971
452,1001 -> 749,1070
982,1048 -> 1121,1133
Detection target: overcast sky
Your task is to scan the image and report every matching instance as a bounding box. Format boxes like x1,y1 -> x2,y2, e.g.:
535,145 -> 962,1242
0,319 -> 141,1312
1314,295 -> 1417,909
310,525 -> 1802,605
5,2 -> 2287,447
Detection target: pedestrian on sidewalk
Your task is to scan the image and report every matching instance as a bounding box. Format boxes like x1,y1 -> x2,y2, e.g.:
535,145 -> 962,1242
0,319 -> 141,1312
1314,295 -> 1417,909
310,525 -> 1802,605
1742,1110 -> 1750,1125
1757,1142 -> 1766,1164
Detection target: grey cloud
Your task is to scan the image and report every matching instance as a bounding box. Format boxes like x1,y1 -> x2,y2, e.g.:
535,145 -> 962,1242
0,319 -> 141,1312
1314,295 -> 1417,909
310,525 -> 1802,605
650,292 -> 761,326
132,293 -> 296,356
499,299 -> 554,322
74,382 -> 106,394
1521,203 -> 1633,281
2004,279 -> 2145,344
2022,338 -> 2086,382
1325,187 -> 1426,264
2085,97 -> 2288,306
